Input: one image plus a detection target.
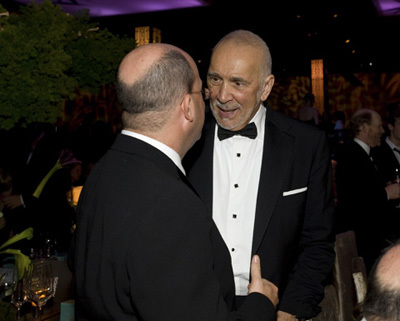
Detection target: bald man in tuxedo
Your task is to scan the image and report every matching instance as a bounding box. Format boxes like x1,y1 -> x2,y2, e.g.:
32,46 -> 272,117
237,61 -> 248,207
185,30 -> 335,321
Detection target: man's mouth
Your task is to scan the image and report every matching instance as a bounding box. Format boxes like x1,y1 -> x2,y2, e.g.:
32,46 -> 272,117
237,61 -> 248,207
218,107 -> 238,119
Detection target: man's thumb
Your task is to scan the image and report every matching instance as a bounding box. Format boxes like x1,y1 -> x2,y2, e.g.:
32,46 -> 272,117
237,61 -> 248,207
250,254 -> 262,280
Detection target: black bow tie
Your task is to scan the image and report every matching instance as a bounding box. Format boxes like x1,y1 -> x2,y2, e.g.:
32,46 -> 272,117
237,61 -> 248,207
217,122 -> 257,141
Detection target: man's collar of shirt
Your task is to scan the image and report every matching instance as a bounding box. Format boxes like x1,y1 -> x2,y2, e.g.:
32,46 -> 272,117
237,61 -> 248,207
251,104 -> 265,139
385,136 -> 400,150
354,138 -> 371,155
121,129 -> 186,175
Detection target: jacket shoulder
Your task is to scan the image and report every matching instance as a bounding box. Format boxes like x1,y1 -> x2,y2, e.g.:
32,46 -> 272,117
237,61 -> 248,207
266,107 -> 326,140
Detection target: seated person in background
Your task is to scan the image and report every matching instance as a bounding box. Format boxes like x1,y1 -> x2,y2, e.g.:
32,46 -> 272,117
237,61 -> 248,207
332,110 -> 346,140
0,167 -> 13,242
362,239 -> 400,321
0,166 -> 32,251
295,93 -> 319,125
32,156 -> 82,254
3,123 -> 62,212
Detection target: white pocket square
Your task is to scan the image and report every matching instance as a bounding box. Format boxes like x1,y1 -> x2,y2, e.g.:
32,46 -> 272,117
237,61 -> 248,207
283,187 -> 308,196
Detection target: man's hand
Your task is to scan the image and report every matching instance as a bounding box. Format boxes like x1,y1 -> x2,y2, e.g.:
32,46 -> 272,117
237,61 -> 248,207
3,195 -> 23,210
385,183 -> 400,200
248,255 -> 279,307
277,310 -> 297,321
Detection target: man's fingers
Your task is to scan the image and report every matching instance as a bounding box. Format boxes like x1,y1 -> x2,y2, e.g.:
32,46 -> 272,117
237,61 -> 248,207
250,254 -> 262,280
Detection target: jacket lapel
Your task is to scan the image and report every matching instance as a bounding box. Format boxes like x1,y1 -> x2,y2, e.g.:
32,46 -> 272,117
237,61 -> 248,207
196,122 -> 215,215
252,109 -> 294,253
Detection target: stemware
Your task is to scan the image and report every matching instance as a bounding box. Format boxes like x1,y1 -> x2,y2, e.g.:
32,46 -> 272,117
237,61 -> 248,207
10,268 -> 28,320
25,260 -> 54,320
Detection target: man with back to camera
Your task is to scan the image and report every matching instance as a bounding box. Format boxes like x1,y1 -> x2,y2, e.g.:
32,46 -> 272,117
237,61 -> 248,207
72,42 -> 278,320
185,30 -> 335,321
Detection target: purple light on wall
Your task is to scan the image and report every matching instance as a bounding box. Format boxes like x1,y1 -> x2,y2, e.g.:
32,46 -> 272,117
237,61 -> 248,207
12,0 -> 210,17
372,0 -> 400,16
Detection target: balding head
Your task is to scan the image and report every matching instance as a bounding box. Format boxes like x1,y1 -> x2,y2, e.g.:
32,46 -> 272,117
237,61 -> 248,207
118,43 -> 180,85
376,244 -> 400,291
349,108 -> 383,147
212,30 -> 272,78
116,43 -> 198,131
363,241 -> 400,321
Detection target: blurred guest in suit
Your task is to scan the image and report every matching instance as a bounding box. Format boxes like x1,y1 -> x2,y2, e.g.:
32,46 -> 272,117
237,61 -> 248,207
72,42 -> 278,321
362,239 -> 400,321
295,93 -> 319,126
372,107 -> 400,184
371,107 -> 400,245
335,108 -> 400,272
185,30 -> 335,321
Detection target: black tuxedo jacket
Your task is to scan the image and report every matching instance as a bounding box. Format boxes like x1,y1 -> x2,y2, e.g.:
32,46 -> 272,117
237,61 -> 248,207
184,107 -> 335,319
73,134 -> 274,321
335,140 -> 396,271
371,139 -> 400,183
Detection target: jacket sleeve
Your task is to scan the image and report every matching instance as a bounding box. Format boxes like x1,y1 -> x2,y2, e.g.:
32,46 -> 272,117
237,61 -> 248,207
278,131 -> 335,318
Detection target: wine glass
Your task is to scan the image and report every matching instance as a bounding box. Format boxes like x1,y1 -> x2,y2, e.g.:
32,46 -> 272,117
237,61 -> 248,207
10,268 -> 28,319
25,260 -> 54,320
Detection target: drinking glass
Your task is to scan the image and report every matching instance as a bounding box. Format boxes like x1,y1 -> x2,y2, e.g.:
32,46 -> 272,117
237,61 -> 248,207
10,268 -> 27,319
25,260 -> 54,320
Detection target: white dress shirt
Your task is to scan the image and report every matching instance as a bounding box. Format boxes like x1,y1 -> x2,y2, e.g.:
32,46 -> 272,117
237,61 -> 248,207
385,136 -> 400,165
121,130 -> 186,175
212,105 -> 265,295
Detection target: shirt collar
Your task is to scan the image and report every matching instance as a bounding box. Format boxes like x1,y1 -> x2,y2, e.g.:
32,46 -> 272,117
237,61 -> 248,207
121,129 -> 186,175
354,138 -> 371,155
385,136 -> 400,150
250,104 -> 266,140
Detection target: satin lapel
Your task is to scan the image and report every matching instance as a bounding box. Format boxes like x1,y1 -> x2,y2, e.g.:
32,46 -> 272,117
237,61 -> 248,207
185,121 -> 216,216
252,113 -> 294,254
199,123 -> 216,216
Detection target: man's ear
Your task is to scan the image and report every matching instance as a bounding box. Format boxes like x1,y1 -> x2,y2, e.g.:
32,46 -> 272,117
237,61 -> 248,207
180,93 -> 194,122
261,74 -> 275,101
361,122 -> 370,133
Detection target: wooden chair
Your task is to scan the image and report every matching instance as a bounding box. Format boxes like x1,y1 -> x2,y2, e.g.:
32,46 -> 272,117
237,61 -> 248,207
313,230 -> 367,321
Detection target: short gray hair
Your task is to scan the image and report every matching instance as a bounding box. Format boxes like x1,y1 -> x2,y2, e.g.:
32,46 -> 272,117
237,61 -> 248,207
349,109 -> 374,137
116,49 -> 196,130
213,30 -> 272,77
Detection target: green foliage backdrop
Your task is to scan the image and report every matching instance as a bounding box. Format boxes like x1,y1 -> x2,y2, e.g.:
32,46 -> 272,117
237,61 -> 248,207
0,1 -> 135,130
